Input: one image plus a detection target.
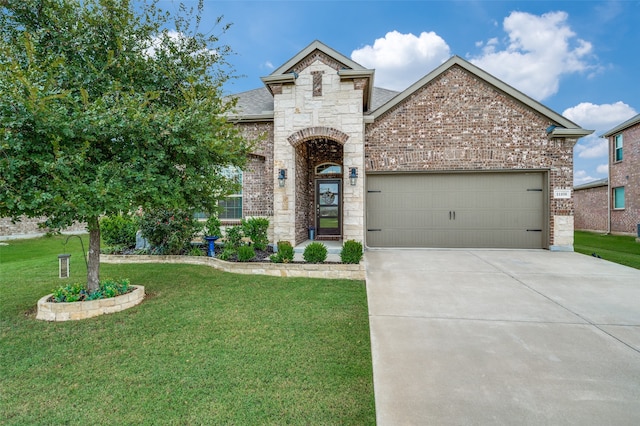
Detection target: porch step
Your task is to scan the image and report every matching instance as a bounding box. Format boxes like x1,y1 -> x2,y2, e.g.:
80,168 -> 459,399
294,239 -> 343,254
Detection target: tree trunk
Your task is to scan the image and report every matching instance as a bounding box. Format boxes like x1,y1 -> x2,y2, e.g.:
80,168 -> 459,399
87,216 -> 101,293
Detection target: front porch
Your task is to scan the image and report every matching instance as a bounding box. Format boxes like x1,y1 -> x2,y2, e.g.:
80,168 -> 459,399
293,239 -> 343,262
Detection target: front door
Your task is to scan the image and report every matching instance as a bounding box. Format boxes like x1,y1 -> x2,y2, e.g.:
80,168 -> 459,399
316,179 -> 341,236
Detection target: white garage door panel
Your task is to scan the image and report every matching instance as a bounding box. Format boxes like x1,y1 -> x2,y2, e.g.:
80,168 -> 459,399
366,173 -> 545,248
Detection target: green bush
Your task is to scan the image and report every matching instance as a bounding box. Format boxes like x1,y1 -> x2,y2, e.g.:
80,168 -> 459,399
242,217 -> 269,251
303,242 -> 327,263
139,209 -> 200,255
238,245 -> 256,262
218,247 -> 236,261
100,214 -> 138,247
223,225 -> 244,256
270,241 -> 294,263
204,215 -> 222,237
51,278 -> 131,303
340,240 -> 363,264
188,246 -> 204,256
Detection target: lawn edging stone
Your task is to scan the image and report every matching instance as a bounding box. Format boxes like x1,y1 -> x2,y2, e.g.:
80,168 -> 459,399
101,254 -> 365,280
36,285 -> 145,322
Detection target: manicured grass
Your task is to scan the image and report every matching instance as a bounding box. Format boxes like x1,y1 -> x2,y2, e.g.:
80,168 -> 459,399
0,236 -> 375,425
574,231 -> 640,270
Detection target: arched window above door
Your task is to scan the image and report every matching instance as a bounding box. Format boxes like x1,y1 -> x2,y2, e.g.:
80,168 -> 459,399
315,163 -> 342,175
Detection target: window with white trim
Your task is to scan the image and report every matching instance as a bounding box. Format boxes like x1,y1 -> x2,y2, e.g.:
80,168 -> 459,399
219,167 -> 243,219
614,134 -> 623,162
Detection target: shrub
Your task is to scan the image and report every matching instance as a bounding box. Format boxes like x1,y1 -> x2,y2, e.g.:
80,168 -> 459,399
188,246 -> 204,256
238,245 -> 256,262
340,240 -> 363,264
100,214 -> 138,247
204,215 -> 222,237
224,225 -> 244,252
303,242 -> 327,263
242,217 -> 269,251
139,209 -> 200,255
270,241 -> 294,263
218,247 -> 236,261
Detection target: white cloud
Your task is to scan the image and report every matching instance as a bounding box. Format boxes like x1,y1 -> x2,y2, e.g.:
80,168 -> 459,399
470,11 -> 597,100
596,164 -> 608,174
574,134 -> 608,159
144,30 -> 214,59
566,101 -> 637,161
264,61 -> 274,70
562,101 -> 637,130
351,31 -> 450,91
574,170 -> 598,185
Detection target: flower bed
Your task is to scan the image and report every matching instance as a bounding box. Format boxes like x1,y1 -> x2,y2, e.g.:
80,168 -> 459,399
36,285 -> 145,322
101,255 -> 365,280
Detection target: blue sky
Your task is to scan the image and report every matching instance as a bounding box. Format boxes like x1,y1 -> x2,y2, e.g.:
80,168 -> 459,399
160,0 -> 639,185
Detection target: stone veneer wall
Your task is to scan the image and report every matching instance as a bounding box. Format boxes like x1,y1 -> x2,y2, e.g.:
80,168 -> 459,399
609,122 -> 640,235
364,65 -> 576,249
270,54 -> 365,246
574,185 -> 608,232
0,216 -> 87,239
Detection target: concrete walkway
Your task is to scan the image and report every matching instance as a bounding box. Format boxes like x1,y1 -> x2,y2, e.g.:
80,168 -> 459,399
365,249 -> 640,425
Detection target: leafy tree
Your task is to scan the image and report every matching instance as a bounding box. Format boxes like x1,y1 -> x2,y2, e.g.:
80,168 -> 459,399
0,0 -> 252,291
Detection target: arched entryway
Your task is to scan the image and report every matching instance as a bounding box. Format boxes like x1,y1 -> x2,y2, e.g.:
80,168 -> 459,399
293,137 -> 345,243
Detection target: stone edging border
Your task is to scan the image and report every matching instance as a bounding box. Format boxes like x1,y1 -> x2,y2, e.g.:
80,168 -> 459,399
36,285 -> 145,322
101,254 -> 365,280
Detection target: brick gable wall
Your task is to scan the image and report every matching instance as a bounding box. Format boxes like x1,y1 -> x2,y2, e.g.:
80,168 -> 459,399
365,65 -> 576,247
610,122 -> 640,235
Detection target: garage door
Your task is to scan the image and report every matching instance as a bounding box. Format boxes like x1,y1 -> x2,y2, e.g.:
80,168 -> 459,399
366,172 -> 546,248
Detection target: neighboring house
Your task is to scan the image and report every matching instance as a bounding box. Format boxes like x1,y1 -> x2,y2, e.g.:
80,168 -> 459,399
228,40 -> 592,250
574,178 -> 608,233
601,114 -> 640,236
0,216 -> 86,240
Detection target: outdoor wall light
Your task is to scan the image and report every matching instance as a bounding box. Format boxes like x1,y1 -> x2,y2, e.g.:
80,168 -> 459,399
278,169 -> 287,187
349,167 -> 358,186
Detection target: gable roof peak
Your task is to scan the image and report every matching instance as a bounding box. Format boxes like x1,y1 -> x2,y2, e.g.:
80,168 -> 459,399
270,40 -> 368,76
370,54 -> 592,137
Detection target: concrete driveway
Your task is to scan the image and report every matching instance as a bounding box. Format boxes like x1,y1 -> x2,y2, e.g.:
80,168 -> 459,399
365,249 -> 640,425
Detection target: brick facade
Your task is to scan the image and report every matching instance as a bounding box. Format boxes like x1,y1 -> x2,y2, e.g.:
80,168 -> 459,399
609,121 -> 640,235
365,65 -> 577,247
236,122 -> 275,219
229,41 -> 591,249
574,184 -> 608,232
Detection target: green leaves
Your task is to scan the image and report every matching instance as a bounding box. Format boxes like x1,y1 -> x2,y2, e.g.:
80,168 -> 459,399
1,0 -> 250,224
1,0 -> 250,286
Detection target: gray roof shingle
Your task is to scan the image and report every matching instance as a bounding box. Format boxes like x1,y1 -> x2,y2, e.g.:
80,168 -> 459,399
229,86 -> 400,118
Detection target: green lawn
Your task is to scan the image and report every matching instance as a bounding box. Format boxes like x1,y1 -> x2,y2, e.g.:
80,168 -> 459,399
574,231 -> 640,270
0,236 -> 375,425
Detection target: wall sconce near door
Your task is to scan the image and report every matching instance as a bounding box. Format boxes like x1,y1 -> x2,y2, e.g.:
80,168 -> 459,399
349,167 -> 358,186
278,169 -> 287,187
58,254 -> 71,278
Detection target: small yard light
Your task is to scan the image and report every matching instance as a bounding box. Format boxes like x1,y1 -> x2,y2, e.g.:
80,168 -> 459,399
278,169 -> 287,187
58,254 -> 71,279
349,167 -> 358,186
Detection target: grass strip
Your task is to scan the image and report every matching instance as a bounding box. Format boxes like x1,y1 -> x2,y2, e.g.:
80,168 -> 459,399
574,231 -> 640,270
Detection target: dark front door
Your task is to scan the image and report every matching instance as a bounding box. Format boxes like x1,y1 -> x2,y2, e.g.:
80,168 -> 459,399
316,179 -> 341,236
